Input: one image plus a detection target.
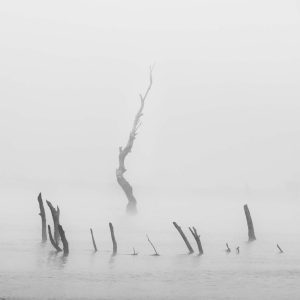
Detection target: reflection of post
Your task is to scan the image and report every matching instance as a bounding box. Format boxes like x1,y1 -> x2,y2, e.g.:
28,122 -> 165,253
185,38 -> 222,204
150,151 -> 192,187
109,222 -> 117,256
37,193 -> 47,242
189,227 -> 204,255
173,222 -> 194,254
58,225 -> 69,255
90,228 -> 98,252
244,204 -> 256,241
146,234 -> 159,256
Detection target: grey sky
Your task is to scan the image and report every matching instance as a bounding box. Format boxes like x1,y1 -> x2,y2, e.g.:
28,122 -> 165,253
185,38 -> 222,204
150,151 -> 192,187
0,0 -> 299,191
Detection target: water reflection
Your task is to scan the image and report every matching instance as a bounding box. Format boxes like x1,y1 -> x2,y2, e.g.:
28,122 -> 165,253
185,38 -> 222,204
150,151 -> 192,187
47,251 -> 68,269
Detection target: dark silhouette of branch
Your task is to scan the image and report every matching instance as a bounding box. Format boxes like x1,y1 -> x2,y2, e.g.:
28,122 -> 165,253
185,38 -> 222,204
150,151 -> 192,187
48,225 -> 62,252
116,66 -> 154,214
37,193 -> 47,242
90,228 -> 98,252
146,234 -> 159,256
173,222 -> 194,254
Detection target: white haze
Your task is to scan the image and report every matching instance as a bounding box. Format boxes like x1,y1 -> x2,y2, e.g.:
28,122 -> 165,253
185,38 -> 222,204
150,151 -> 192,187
0,0 -> 299,193
1,1 -> 300,299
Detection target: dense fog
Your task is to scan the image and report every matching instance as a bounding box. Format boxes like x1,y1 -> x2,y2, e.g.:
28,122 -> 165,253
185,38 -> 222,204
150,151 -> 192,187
0,0 -> 299,195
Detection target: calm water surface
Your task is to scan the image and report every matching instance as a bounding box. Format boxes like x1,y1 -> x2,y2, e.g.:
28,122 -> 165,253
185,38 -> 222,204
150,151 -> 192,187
0,187 -> 299,299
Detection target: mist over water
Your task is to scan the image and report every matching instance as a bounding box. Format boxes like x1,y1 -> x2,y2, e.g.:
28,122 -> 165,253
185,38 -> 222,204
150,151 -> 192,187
1,0 -> 300,299
1,185 -> 300,299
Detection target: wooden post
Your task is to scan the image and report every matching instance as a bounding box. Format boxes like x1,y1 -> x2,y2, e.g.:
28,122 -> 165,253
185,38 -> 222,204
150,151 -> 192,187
58,225 -> 69,255
48,225 -> 62,252
109,222 -> 117,256
189,227 -> 204,255
46,200 -> 60,244
37,193 -> 47,242
173,222 -> 194,254
90,228 -> 97,252
244,204 -> 256,241
146,234 -> 159,256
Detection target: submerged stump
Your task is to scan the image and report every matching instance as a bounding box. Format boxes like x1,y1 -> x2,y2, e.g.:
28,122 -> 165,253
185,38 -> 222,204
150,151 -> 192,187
189,227 -> 204,255
58,224 -> 69,255
37,193 -> 47,242
109,222 -> 117,256
146,234 -> 159,256
48,225 -> 62,252
90,228 -> 98,252
244,204 -> 256,241
173,222 -> 194,254
46,200 -> 60,245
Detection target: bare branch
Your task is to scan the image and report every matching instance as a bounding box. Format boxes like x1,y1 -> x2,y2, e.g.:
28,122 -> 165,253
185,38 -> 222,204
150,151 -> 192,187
116,67 -> 154,213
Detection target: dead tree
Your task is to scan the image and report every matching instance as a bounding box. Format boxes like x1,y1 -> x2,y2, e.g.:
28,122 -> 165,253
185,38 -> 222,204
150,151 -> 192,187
48,225 -> 62,252
146,234 -> 159,256
90,228 -> 97,252
46,200 -> 60,244
173,222 -> 194,254
189,227 -> 204,255
37,193 -> 47,242
109,222 -> 117,256
116,66 -> 154,214
244,204 -> 256,241
58,225 -> 69,255
277,244 -> 284,253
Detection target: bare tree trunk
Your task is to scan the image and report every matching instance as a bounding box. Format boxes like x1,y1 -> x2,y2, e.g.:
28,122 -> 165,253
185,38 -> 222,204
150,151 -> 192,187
109,222 -> 117,256
116,66 -> 154,214
189,227 -> 204,255
173,222 -> 194,254
146,234 -> 159,256
37,193 -> 47,242
244,204 -> 256,241
46,200 -> 60,244
48,225 -> 62,252
90,228 -> 97,252
58,225 -> 69,255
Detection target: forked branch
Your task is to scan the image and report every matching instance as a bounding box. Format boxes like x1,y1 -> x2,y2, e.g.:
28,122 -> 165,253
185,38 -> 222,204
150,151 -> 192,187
116,66 -> 154,214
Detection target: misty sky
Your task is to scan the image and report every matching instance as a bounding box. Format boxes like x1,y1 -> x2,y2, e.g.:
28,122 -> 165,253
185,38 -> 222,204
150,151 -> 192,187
0,0 -> 299,191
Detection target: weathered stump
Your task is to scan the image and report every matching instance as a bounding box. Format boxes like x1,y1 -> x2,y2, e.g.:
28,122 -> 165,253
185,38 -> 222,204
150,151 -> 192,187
37,193 -> 47,242
189,227 -> 203,255
46,200 -> 60,244
109,222 -> 117,256
244,204 -> 256,241
48,225 -> 62,252
173,222 -> 194,254
90,228 -> 97,252
58,225 -> 69,255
